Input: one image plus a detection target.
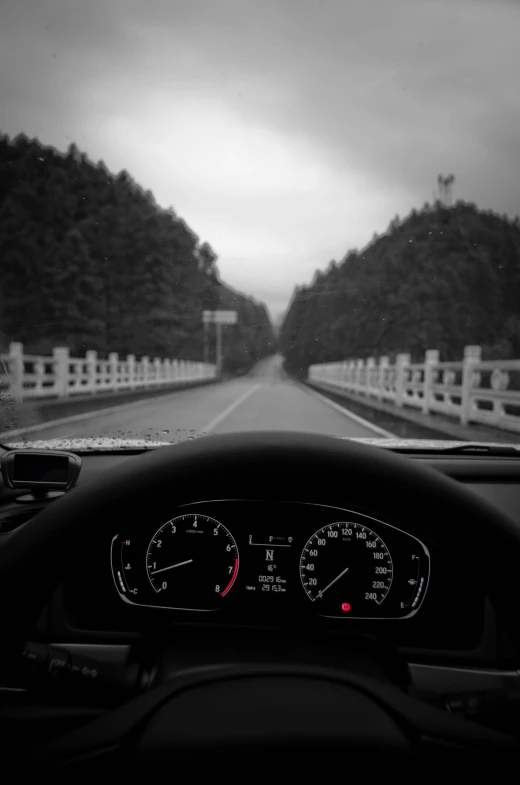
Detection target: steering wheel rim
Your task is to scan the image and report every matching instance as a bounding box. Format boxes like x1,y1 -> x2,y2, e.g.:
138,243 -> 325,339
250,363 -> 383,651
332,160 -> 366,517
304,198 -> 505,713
2,432 -> 520,762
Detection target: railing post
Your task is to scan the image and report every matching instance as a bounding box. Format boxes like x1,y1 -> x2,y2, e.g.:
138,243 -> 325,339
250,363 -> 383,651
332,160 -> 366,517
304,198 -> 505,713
338,361 -> 345,388
86,350 -> 97,394
8,342 -> 24,400
53,347 -> 70,397
395,353 -> 411,407
127,354 -> 135,390
142,356 -> 150,388
378,356 -> 389,400
345,360 -> 355,390
366,358 -> 376,396
164,358 -> 172,382
109,352 -> 119,392
355,360 -> 364,393
34,358 -> 44,396
422,349 -> 439,415
154,357 -> 161,385
461,345 -> 482,425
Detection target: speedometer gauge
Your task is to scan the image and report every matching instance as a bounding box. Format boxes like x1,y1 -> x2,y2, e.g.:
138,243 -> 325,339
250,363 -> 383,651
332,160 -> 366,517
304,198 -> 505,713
145,514 -> 239,610
300,522 -> 393,616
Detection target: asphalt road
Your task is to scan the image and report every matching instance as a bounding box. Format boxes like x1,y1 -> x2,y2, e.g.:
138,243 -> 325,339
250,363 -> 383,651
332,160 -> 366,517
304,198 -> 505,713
17,355 -> 391,442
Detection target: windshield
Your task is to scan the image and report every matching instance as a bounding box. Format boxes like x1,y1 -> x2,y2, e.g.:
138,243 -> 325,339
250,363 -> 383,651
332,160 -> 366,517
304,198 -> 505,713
1,0 -> 520,449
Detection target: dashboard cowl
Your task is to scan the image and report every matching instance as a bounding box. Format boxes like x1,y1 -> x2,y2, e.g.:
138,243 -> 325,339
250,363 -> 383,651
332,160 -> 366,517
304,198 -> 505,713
2,432 -> 520,663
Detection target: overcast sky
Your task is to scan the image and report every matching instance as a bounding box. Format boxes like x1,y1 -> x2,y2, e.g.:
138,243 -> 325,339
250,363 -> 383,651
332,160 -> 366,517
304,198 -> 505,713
1,0 -> 519,319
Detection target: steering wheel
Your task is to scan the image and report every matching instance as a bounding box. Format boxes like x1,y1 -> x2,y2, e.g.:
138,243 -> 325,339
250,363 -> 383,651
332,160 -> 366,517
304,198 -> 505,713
2,431 -> 520,770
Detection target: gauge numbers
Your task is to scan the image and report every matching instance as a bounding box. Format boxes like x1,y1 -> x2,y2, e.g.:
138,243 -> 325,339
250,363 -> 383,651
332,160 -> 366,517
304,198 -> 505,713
300,521 -> 393,615
146,513 -> 239,610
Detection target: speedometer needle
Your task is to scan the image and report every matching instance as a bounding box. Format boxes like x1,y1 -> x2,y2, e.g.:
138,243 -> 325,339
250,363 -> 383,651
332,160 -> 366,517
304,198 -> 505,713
316,566 -> 349,599
151,558 -> 193,575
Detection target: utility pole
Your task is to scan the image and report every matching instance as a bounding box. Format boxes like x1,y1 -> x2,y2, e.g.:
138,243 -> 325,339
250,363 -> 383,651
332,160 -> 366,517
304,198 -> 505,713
215,321 -> 222,376
437,173 -> 455,206
203,320 -> 209,365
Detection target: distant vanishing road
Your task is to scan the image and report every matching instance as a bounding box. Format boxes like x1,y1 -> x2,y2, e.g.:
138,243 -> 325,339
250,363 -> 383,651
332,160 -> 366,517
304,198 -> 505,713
15,355 -> 392,442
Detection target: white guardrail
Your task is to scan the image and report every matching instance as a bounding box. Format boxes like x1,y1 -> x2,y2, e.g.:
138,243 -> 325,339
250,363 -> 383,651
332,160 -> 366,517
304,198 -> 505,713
309,346 -> 520,435
0,342 -> 217,401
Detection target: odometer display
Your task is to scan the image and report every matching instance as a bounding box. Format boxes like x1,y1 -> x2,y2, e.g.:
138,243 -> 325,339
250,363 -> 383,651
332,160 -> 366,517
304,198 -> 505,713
145,514 -> 239,610
300,521 -> 393,617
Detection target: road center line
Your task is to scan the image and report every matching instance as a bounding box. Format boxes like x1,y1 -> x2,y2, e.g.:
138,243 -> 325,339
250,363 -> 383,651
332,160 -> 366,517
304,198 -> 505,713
201,383 -> 262,433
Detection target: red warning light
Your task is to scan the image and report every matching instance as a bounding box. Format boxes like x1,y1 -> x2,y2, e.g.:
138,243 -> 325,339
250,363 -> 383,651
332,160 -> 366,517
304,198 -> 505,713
341,602 -> 351,613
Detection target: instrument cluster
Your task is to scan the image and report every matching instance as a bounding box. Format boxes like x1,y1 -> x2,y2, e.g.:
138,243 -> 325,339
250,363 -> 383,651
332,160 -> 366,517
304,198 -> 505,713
111,500 -> 430,619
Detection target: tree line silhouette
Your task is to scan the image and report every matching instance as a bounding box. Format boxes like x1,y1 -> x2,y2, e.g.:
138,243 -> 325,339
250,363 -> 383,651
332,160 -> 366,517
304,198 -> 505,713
0,132 -> 275,372
280,198 -> 520,375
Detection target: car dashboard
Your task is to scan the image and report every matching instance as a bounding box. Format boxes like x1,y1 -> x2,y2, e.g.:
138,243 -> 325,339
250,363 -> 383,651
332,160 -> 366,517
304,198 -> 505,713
2,448 -> 519,645
2,444 -> 520,703
52,489 -> 488,668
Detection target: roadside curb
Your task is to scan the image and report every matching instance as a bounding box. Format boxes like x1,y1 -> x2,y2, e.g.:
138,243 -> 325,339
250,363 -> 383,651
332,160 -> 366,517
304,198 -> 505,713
303,379 -> 520,444
0,378 -> 220,438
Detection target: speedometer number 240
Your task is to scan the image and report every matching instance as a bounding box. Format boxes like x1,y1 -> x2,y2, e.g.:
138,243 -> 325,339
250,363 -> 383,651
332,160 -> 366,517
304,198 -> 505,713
300,522 -> 393,614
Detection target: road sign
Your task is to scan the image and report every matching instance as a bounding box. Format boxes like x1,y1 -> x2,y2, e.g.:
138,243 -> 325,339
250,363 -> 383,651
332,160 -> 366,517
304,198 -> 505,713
202,310 -> 237,325
202,310 -> 238,373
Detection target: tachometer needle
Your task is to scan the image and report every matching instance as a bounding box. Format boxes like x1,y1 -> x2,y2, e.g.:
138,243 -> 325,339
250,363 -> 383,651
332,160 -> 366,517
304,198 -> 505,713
151,558 -> 193,575
316,566 -> 349,599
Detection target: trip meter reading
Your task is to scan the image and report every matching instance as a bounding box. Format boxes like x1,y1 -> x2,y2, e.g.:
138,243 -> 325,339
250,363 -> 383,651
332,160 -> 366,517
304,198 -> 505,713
145,514 -> 239,610
243,531 -> 293,597
300,522 -> 394,617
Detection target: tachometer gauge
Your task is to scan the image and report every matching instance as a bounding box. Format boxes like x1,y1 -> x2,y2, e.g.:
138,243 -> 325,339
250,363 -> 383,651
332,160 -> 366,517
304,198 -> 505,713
145,514 -> 239,610
300,521 -> 393,617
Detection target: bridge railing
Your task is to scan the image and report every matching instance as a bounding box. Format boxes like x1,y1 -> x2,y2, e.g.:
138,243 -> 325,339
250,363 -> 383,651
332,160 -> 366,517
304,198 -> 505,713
0,342 -> 217,400
308,346 -> 520,434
